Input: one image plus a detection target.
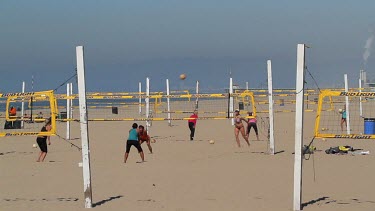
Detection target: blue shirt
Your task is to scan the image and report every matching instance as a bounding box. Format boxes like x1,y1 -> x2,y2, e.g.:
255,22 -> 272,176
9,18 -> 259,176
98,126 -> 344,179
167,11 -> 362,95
342,111 -> 347,119
128,128 -> 138,140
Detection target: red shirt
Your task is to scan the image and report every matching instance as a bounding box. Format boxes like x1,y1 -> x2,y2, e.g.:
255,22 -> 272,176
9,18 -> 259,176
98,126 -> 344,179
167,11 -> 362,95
139,131 -> 148,141
188,114 -> 198,125
10,107 -> 16,116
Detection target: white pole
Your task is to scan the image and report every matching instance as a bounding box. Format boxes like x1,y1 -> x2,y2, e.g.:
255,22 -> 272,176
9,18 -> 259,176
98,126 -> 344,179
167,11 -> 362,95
293,44 -> 305,211
246,82 -> 249,90
76,46 -> 93,208
195,80 -> 199,110
344,74 -> 351,134
139,82 -> 142,114
146,77 -> 150,132
359,78 -> 363,117
267,60 -> 275,155
229,77 -> 234,125
66,83 -> 71,140
21,81 -> 25,128
166,79 -> 171,126
70,83 -> 73,120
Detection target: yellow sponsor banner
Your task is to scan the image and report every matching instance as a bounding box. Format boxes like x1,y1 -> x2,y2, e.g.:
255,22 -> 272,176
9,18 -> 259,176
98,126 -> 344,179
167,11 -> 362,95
316,134 -> 374,139
0,132 -> 55,137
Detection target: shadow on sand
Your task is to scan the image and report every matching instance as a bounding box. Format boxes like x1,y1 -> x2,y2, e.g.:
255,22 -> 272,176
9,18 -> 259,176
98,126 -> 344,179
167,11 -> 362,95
274,150 -> 285,155
302,196 -> 330,208
93,195 -> 123,207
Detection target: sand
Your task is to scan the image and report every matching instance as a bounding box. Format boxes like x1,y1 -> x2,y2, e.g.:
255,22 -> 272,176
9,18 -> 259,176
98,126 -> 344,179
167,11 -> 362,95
1,111 -> 375,211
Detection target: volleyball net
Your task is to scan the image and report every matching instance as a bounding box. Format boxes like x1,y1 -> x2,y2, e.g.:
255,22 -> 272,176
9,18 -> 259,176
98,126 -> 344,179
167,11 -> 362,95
315,89 -> 375,139
0,90 -> 57,137
54,91 -> 257,121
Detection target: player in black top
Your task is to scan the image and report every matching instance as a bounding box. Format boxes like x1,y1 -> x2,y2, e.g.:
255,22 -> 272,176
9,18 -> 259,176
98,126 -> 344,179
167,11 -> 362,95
36,119 -> 52,162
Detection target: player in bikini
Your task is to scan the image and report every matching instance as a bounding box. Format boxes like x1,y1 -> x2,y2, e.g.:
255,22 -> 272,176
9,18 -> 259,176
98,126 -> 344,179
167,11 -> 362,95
246,112 -> 260,141
234,109 -> 250,147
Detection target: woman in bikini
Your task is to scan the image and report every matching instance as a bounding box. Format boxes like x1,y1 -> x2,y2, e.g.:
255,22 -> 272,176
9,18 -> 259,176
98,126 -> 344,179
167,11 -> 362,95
234,109 -> 250,147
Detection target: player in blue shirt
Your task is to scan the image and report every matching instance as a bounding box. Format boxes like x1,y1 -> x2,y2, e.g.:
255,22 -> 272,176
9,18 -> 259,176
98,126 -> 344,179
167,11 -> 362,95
124,123 -> 144,163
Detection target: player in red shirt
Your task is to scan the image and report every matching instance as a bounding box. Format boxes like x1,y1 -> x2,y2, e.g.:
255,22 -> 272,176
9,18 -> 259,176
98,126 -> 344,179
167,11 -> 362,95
188,110 -> 198,141
138,125 -> 153,154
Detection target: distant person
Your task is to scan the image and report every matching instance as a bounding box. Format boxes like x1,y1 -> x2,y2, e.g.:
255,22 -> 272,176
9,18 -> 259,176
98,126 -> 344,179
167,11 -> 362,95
37,112 -> 43,119
138,125 -> 153,154
24,113 -> 30,122
188,110 -> 198,141
9,106 -> 16,117
234,109 -> 250,147
36,118 -> 52,162
124,123 -> 145,163
246,112 -> 260,141
340,106 -> 347,131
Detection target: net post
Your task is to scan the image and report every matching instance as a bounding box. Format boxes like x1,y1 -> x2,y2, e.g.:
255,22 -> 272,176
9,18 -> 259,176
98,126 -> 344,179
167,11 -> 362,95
21,81 -> 25,128
229,77 -> 234,125
293,44 -> 305,211
139,82 -> 142,114
146,77 -> 150,133
246,82 -> 249,90
359,76 -> 363,117
166,79 -> 171,126
344,74 -> 351,134
76,46 -> 93,208
66,83 -> 71,140
267,60 -> 275,155
70,83 -> 73,120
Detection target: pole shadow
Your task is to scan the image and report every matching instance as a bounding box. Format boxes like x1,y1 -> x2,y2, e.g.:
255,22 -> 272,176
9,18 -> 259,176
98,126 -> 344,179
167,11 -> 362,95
274,150 -> 285,155
302,196 -> 329,208
93,195 -> 124,207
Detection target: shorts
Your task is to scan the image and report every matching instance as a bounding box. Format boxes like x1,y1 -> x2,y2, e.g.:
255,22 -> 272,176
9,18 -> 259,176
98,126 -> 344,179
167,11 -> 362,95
342,118 -> 346,121
126,140 -> 143,153
247,123 -> 258,135
37,137 -> 48,153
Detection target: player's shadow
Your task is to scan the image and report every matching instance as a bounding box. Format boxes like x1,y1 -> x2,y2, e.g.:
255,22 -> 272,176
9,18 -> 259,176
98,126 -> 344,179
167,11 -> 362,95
0,151 -> 16,156
93,195 -> 123,207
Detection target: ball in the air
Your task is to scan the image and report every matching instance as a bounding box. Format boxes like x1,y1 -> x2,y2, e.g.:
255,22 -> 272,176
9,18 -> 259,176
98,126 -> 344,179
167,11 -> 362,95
321,128 -> 325,131
209,140 -> 215,144
151,139 -> 156,143
338,109 -> 343,113
32,144 -> 37,148
179,74 -> 186,80
322,138 -> 326,141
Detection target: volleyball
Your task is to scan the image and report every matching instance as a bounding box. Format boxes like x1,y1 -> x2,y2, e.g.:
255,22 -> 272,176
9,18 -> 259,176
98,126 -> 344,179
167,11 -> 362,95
338,109 -> 343,113
322,138 -> 326,141
32,144 -> 37,148
151,139 -> 156,143
209,140 -> 215,144
180,74 -> 186,80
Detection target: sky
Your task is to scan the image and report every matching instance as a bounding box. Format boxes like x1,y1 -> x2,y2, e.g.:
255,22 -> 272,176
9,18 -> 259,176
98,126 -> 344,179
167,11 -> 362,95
1,0 -> 375,93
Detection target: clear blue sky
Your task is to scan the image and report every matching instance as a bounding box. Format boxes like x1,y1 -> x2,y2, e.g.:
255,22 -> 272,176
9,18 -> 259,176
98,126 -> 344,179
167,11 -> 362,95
1,0 -> 374,93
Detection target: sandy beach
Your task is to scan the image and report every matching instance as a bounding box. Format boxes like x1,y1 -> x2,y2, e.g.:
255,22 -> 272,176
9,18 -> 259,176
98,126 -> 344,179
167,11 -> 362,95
1,110 -> 375,211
